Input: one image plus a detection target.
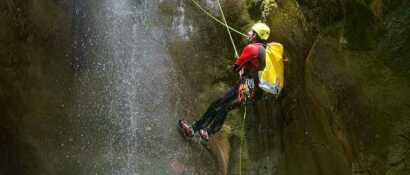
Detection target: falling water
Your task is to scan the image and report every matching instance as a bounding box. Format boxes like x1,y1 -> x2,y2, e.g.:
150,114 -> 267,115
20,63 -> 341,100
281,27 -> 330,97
66,0 -> 218,174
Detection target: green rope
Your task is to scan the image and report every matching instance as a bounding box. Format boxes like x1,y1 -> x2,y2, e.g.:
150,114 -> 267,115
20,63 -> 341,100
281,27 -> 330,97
188,0 -> 248,38
239,104 -> 247,175
216,0 -> 239,58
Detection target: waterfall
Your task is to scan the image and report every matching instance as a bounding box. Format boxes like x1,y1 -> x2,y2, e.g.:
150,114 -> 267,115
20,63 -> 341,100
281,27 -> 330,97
68,0 -> 218,174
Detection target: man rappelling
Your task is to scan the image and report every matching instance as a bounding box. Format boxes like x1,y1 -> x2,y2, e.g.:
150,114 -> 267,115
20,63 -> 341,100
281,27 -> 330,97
179,23 -> 278,141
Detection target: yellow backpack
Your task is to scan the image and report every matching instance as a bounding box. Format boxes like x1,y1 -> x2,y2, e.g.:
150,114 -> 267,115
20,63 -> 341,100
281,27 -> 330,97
258,42 -> 284,95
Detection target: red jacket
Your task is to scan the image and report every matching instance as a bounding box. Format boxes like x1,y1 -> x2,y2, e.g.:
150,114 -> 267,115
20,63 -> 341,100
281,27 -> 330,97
234,43 -> 266,76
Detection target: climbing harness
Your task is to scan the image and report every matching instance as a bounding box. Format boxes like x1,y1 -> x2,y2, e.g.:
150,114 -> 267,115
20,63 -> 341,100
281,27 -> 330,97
238,78 -> 256,104
187,0 -> 247,38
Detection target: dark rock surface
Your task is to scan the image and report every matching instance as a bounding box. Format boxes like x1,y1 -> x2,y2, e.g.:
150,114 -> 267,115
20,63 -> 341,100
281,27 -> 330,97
1,0 -> 409,175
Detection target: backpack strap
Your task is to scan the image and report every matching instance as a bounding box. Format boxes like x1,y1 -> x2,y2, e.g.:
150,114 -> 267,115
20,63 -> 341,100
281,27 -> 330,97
257,44 -> 266,70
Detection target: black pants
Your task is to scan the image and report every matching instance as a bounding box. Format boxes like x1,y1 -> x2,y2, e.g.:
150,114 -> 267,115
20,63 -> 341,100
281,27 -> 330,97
192,83 -> 241,136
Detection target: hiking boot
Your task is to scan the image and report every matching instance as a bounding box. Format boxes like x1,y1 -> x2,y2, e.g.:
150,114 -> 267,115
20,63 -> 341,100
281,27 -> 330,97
199,129 -> 209,141
179,120 -> 194,137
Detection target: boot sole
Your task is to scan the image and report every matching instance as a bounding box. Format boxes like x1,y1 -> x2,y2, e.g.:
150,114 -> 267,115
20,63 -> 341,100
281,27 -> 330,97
178,120 -> 194,138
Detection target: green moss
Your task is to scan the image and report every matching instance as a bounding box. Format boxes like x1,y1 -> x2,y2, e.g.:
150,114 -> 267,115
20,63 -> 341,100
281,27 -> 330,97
304,20 -> 410,173
261,0 -> 278,20
378,4 -> 410,77
343,1 -> 383,50
245,0 -> 263,20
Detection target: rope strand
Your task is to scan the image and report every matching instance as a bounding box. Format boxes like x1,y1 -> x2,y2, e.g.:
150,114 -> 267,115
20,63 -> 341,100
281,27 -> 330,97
216,0 -> 239,58
239,105 -> 247,175
188,0 -> 248,38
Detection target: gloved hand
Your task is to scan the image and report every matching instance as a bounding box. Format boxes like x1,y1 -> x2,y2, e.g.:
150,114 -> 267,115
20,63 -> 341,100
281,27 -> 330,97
239,68 -> 245,79
233,64 -> 240,72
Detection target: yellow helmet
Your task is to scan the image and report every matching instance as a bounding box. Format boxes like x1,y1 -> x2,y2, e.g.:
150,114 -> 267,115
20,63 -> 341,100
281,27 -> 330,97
251,23 -> 270,41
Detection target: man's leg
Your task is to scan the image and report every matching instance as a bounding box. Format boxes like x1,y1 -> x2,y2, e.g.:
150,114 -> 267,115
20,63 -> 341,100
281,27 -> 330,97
191,100 -> 223,132
192,83 -> 240,132
197,78 -> 263,139
205,79 -> 263,136
206,92 -> 242,136
206,110 -> 227,136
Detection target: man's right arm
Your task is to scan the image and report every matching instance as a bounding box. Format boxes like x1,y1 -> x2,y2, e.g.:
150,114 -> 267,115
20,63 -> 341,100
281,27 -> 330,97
234,45 -> 256,72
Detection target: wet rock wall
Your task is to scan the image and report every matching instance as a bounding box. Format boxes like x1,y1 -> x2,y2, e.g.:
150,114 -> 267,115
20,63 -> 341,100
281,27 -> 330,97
0,0 -> 73,174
